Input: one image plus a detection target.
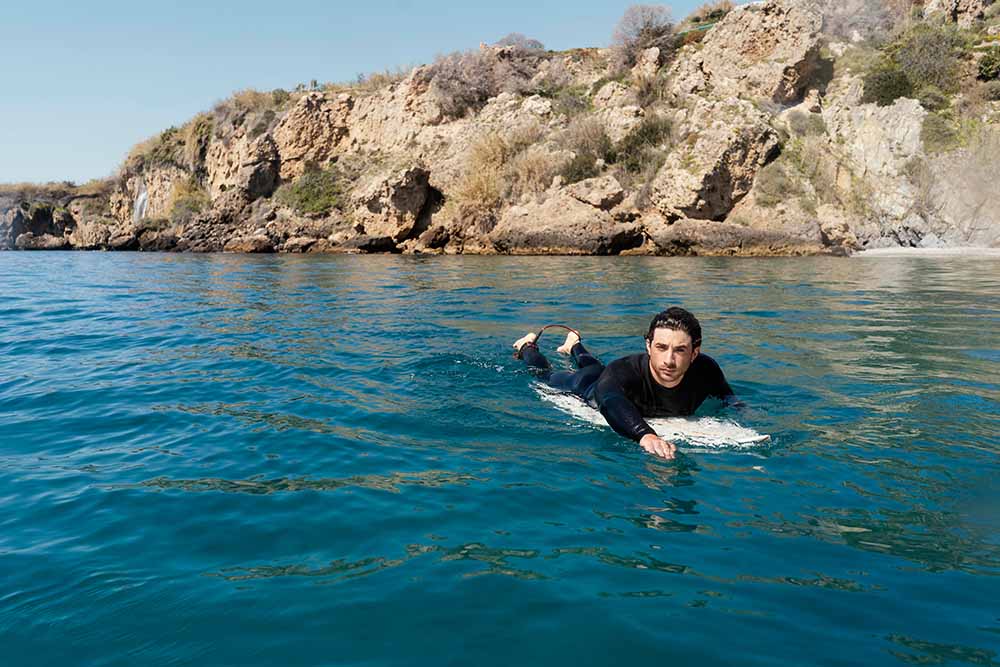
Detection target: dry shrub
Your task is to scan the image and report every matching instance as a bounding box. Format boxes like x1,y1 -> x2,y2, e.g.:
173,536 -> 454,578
685,0 -> 734,25
0,181 -> 77,201
921,112 -> 961,153
610,5 -> 676,73
426,47 -> 545,118
615,113 -> 672,174
168,177 -> 210,225
494,33 -> 545,51
786,110 -> 828,136
557,117 -> 615,183
508,147 -> 566,201
453,124 -> 551,214
354,66 -> 412,92
983,80 -> 1000,100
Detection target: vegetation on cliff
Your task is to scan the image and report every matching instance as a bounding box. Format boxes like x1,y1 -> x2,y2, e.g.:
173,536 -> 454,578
4,0 -> 1000,254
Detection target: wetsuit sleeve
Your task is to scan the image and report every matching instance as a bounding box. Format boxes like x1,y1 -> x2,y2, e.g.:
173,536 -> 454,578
703,355 -> 735,400
593,362 -> 656,442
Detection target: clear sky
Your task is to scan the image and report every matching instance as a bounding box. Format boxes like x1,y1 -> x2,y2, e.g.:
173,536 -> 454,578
1,0 -> 709,184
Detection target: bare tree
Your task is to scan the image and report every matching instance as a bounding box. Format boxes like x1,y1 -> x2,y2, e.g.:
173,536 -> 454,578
495,33 -> 546,51
610,5 -> 675,73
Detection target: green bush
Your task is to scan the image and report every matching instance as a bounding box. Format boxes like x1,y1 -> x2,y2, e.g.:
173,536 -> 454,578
615,114 -> 673,173
891,23 -> 967,93
561,152 -> 602,183
921,113 -> 961,153
916,85 -> 949,111
275,166 -> 345,216
979,47 -> 1000,81
861,63 -> 913,106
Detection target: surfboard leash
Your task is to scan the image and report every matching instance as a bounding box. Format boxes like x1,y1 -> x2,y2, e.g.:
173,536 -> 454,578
513,324 -> 581,359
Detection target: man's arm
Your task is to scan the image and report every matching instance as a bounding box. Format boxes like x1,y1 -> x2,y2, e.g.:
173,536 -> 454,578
593,364 -> 676,459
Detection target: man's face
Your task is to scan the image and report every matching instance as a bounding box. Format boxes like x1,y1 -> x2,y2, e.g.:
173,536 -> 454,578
646,327 -> 699,388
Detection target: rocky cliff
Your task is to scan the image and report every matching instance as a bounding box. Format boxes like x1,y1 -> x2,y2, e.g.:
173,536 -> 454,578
3,0 -> 999,255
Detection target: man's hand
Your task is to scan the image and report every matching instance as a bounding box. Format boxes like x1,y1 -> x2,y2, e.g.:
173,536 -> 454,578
639,433 -> 677,460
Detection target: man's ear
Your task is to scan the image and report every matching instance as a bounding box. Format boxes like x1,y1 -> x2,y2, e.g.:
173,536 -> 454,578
645,337 -> 652,354
692,346 -> 700,362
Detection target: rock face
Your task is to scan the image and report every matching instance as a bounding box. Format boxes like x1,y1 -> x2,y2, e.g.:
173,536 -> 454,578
924,0 -> 995,27
206,130 -> 279,200
4,0 -> 997,255
489,177 -> 642,254
109,165 -> 189,225
644,216 -> 827,256
669,0 -> 823,104
650,98 -> 780,221
1,203 -> 76,250
273,92 -> 353,180
350,167 -> 435,242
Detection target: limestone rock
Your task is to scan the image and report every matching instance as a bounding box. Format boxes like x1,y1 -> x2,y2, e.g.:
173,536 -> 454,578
14,232 -> 70,250
489,192 -> 644,254
595,105 -> 646,143
593,82 -> 636,109
650,98 -> 779,221
668,0 -> 823,104
565,175 -> 625,210
644,215 -> 826,256
273,92 -> 353,180
109,165 -> 189,226
282,236 -> 318,253
223,235 -> 274,253
924,0 -> 995,27
351,166 -> 433,242
632,47 -> 662,81
206,130 -> 279,200
336,234 -> 398,253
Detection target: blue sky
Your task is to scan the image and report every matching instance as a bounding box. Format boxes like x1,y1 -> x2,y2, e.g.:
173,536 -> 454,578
2,0 -> 708,184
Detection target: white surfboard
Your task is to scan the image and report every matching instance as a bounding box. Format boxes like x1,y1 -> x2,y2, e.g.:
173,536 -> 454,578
535,385 -> 771,450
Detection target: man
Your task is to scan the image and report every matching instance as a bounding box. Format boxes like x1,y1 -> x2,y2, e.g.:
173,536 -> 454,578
513,307 -> 734,459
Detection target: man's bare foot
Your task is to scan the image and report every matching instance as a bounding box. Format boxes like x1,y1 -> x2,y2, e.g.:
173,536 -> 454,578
556,330 -> 581,355
512,332 -> 537,352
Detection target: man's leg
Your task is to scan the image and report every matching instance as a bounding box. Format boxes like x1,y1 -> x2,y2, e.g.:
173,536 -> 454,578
514,331 -> 604,398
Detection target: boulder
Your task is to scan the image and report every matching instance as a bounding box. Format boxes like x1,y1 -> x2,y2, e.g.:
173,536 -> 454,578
351,166 -> 433,242
336,234 -> 398,253
282,236 -> 318,253
650,97 -> 780,221
644,216 -> 826,256
631,47 -> 662,81
565,175 -> 625,210
223,235 -> 274,253
668,0 -> 823,104
14,232 -> 70,250
592,82 -> 636,109
489,192 -> 644,254
273,92 -> 353,180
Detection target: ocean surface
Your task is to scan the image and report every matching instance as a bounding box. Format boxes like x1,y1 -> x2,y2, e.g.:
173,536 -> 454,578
1,252 -> 998,666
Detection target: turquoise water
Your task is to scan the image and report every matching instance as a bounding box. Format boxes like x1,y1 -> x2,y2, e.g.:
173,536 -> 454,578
1,252 -> 998,666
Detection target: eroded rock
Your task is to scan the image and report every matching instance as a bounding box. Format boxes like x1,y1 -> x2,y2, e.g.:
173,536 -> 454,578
650,98 -> 779,221
489,192 -> 643,254
669,0 -> 823,104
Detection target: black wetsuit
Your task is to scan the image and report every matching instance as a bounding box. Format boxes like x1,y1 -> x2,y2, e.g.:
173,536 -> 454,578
521,341 -> 734,442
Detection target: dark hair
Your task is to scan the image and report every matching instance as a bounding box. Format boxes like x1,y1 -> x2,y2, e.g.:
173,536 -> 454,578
645,307 -> 702,347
